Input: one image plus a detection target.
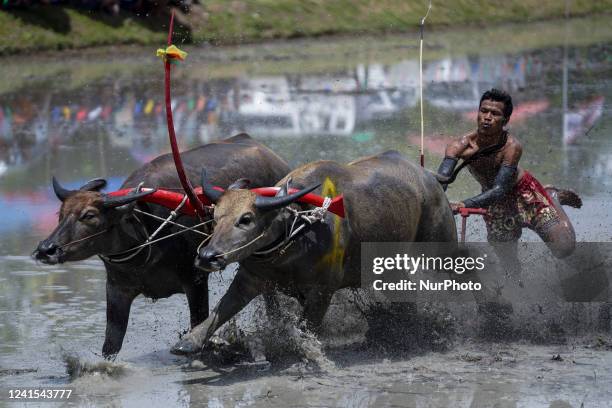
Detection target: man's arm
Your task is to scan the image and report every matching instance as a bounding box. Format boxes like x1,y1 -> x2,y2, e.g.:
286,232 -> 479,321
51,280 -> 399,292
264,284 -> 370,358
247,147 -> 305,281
436,135 -> 471,191
462,140 -> 522,208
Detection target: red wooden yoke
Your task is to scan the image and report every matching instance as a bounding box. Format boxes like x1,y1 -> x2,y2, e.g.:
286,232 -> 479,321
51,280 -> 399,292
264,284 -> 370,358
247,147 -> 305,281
454,207 -> 488,242
108,187 -> 346,218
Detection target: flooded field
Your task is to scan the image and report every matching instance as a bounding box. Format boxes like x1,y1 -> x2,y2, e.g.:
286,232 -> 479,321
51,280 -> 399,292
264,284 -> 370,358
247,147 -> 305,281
1,16 -> 611,407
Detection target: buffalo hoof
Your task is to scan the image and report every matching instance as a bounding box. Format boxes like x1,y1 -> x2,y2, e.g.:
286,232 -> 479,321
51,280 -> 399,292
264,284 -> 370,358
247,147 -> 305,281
171,338 -> 201,355
102,343 -> 119,361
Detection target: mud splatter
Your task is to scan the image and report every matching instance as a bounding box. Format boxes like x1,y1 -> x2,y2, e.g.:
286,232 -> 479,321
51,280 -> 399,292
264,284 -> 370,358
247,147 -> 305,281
63,353 -> 129,380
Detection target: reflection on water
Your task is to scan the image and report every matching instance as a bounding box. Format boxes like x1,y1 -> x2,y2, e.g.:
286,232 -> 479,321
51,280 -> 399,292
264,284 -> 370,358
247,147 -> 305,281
1,43 -> 610,249
0,16 -> 611,406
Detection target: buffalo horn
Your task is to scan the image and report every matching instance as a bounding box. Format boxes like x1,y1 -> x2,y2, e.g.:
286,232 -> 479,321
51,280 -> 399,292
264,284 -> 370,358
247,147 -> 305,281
52,176 -> 75,202
255,183 -> 320,211
102,189 -> 157,208
201,169 -> 223,203
275,177 -> 292,197
79,178 -> 107,192
228,178 -> 251,190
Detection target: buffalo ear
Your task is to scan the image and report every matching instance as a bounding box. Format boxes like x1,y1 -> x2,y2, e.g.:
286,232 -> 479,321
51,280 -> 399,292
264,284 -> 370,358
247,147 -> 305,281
114,202 -> 137,214
79,178 -> 107,192
228,178 -> 251,190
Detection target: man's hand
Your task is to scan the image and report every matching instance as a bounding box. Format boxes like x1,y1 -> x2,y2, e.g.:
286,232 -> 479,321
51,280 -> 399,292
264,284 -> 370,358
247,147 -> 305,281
450,201 -> 465,213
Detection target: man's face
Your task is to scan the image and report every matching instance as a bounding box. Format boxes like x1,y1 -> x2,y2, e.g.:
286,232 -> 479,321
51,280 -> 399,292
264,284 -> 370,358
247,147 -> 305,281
477,99 -> 507,136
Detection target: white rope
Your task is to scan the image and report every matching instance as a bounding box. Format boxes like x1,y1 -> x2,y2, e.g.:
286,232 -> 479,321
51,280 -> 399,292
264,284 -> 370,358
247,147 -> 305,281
197,195 -> 334,259
146,194 -> 189,240
196,233 -> 213,254
100,213 -> 151,263
419,0 -> 432,167
215,232 -> 265,258
134,208 -> 209,237
59,228 -> 110,249
100,185 -> 211,263
102,219 -> 214,262
253,196 -> 333,256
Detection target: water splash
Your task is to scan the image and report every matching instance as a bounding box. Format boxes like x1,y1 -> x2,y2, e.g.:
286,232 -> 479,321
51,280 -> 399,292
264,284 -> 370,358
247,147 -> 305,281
63,353 -> 129,380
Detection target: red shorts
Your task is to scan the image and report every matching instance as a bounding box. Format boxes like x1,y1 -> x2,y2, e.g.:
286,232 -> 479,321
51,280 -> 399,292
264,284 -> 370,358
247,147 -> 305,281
484,171 -> 561,241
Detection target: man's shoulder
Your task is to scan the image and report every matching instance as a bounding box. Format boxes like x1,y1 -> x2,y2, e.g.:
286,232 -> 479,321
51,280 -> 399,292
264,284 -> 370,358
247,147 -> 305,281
506,132 -> 521,143
503,132 -> 523,163
444,132 -> 476,158
505,133 -> 523,151
448,132 -> 477,149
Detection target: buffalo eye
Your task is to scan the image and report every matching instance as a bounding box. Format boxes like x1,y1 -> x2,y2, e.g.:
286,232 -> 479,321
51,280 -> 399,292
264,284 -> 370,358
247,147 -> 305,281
80,211 -> 97,221
237,212 -> 254,227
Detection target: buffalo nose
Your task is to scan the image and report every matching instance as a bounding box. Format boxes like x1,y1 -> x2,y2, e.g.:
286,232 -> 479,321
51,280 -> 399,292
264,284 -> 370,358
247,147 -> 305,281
199,248 -> 221,264
37,241 -> 59,257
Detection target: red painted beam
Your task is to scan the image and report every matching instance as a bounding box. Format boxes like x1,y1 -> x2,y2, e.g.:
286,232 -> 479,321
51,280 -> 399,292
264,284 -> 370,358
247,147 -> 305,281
108,187 -> 345,218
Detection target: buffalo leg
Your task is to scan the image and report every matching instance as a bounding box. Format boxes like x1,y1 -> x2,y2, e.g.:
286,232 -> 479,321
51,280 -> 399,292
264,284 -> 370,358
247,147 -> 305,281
102,282 -> 138,359
185,275 -> 209,328
302,288 -> 333,333
171,269 -> 265,355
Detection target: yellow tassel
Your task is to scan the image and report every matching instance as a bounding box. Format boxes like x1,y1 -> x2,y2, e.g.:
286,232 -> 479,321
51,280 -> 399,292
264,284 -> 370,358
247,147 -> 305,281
156,45 -> 188,62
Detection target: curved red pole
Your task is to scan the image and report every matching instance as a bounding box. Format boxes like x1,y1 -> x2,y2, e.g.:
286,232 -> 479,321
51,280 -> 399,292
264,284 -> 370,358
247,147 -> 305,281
164,11 -> 206,219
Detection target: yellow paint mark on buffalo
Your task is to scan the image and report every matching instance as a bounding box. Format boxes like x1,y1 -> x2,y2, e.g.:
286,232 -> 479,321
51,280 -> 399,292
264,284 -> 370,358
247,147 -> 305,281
318,177 -> 344,274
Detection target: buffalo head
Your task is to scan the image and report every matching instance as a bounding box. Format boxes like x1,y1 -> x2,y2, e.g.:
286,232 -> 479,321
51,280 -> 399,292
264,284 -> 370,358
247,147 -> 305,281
196,170 -> 319,271
33,177 -> 155,264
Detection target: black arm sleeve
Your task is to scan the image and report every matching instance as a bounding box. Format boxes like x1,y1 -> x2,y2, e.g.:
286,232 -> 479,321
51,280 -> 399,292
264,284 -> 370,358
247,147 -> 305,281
436,157 -> 458,192
463,164 -> 517,208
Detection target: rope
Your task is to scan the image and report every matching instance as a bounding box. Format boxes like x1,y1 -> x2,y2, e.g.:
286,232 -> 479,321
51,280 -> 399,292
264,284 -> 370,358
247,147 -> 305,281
100,213 -> 152,263
145,194 -> 188,239
196,233 -> 213,254
199,195 -> 334,261
101,186 -> 211,264
252,196 -> 333,257
134,208 -> 209,237
59,229 -> 109,249
102,219 -> 214,261
215,232 -> 265,258
419,0 -> 432,167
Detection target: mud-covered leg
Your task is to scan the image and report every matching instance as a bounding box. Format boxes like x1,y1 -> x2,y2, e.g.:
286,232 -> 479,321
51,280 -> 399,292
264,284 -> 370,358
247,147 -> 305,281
184,275 -> 209,328
302,288 -> 333,333
102,282 -> 138,359
263,291 -> 281,320
493,240 -> 522,286
477,219 -> 520,340
171,269 -> 265,355
539,188 -> 577,259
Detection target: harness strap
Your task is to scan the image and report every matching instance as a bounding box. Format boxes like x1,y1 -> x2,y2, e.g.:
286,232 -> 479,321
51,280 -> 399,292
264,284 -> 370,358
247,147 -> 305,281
252,196 -> 333,259
99,213 -> 152,264
100,186 -> 211,265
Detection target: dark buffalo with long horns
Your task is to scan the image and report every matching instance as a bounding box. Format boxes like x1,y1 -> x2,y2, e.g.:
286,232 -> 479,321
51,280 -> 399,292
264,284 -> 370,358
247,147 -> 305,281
171,150 -> 457,355
33,133 -> 290,359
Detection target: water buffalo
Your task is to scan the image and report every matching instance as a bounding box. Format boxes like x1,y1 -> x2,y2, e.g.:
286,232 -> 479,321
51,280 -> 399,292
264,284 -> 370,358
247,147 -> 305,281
171,150 -> 457,354
33,133 -> 290,358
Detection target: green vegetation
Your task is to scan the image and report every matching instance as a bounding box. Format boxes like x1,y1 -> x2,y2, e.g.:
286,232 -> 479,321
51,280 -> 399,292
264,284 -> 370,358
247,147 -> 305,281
1,14 -> 610,97
1,0 -> 611,55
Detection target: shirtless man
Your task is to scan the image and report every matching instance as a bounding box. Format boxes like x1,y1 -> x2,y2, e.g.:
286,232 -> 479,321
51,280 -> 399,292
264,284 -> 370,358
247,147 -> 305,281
437,89 -> 581,262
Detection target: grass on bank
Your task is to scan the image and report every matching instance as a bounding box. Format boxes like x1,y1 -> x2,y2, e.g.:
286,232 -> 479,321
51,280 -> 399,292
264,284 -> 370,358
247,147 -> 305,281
1,0 -> 611,55
1,14 -> 611,97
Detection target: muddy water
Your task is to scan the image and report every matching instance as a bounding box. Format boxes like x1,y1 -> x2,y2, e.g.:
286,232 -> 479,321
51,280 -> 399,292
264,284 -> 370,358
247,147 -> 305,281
1,16 -> 612,407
